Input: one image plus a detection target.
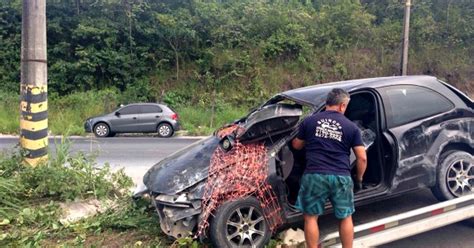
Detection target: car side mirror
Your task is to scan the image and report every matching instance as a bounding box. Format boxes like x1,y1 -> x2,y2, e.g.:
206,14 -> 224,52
115,111 -> 121,116
219,135 -> 235,152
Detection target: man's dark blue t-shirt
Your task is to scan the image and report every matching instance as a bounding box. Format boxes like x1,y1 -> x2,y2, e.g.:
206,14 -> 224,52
297,110 -> 363,176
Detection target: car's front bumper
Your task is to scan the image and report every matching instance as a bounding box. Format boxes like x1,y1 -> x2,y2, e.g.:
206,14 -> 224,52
152,195 -> 201,239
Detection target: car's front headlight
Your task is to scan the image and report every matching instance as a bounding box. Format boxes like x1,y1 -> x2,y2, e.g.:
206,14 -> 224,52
219,135 -> 235,152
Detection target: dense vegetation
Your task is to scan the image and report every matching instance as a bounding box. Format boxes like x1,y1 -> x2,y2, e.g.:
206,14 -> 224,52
1,0 -> 473,135
0,140 -> 152,246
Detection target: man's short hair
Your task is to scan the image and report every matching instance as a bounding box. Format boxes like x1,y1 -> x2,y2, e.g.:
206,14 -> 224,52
326,88 -> 350,106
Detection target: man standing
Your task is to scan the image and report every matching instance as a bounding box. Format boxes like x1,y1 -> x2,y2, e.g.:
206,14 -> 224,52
292,88 -> 367,248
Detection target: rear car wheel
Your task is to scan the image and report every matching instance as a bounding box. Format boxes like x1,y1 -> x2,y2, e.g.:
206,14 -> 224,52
210,197 -> 270,248
157,123 -> 174,138
94,123 -> 110,137
431,151 -> 473,201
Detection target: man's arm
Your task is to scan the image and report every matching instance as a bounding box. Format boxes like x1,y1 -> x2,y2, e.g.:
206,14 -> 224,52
293,118 -> 306,150
292,137 -> 305,150
352,145 -> 367,183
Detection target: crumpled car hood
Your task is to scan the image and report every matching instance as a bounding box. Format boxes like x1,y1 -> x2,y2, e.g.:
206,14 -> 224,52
143,136 -> 219,195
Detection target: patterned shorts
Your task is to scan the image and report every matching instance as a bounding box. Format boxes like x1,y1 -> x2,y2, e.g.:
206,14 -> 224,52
295,173 -> 355,219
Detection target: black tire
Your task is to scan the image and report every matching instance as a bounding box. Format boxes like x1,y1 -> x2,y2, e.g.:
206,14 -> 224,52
461,218 -> 474,228
210,196 -> 270,248
431,151 -> 473,201
157,123 -> 174,138
93,123 -> 110,138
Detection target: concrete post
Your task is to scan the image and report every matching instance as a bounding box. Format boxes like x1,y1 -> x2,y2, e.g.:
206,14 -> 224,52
20,0 -> 48,166
401,0 -> 411,76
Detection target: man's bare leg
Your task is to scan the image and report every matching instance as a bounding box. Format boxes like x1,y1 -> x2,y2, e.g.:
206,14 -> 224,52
303,214 -> 319,248
339,215 -> 354,248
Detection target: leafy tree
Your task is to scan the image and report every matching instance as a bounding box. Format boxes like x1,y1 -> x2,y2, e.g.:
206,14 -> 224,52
0,2 -> 21,92
0,0 -> 472,100
155,9 -> 196,80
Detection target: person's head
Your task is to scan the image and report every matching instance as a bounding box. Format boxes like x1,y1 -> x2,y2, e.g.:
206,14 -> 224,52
325,88 -> 350,114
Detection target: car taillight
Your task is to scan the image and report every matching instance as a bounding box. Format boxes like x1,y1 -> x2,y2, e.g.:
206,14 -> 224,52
171,113 -> 178,120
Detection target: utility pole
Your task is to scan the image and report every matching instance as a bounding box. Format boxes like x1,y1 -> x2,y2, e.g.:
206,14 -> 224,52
401,0 -> 412,76
20,0 -> 48,166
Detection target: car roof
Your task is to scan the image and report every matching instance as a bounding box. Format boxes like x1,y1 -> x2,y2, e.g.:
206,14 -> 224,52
124,103 -> 162,107
122,103 -> 176,112
278,75 -> 438,107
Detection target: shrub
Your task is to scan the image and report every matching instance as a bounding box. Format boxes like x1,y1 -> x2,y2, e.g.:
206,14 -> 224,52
0,138 -> 142,246
0,138 -> 133,203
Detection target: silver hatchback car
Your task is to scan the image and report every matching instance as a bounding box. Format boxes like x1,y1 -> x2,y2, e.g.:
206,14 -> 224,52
84,103 -> 180,137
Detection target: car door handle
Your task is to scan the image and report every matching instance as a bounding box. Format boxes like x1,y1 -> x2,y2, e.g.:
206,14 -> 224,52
155,116 -> 160,118
133,117 -> 137,120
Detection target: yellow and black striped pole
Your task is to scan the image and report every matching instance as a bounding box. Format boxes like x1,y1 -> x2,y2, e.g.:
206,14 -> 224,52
20,0 -> 48,166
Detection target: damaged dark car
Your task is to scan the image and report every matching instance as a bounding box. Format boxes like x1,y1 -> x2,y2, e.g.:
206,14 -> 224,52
134,76 -> 473,247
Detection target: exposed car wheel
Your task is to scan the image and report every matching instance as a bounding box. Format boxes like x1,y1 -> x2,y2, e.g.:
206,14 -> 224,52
462,218 -> 474,228
210,196 -> 270,248
431,151 -> 473,201
157,123 -> 174,138
93,123 -> 110,137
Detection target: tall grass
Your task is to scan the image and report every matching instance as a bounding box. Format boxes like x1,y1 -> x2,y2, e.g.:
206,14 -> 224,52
49,89 -> 120,135
0,177 -> 23,219
0,89 -> 250,136
0,92 -> 19,134
0,90 -> 121,135
177,105 -> 248,135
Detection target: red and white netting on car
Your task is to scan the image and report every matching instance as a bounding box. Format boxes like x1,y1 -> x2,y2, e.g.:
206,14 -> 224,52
196,125 -> 283,237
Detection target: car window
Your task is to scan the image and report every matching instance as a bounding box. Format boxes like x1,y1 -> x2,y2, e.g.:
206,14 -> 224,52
119,105 -> 140,115
141,105 -> 162,113
381,85 -> 454,128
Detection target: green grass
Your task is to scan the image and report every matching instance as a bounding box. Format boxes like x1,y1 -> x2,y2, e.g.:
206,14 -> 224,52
177,105 -> 248,135
0,92 -> 19,134
0,89 -> 122,136
48,90 -> 120,135
0,89 -> 251,136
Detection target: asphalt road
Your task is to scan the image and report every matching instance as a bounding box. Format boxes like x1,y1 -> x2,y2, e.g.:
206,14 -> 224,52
0,136 -> 202,183
0,136 -> 472,247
